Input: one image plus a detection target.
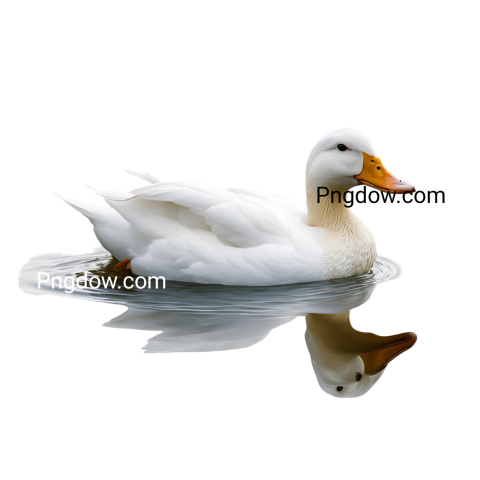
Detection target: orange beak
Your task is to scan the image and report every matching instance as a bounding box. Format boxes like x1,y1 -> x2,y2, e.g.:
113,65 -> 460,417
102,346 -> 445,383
355,152 -> 415,193
359,332 -> 417,376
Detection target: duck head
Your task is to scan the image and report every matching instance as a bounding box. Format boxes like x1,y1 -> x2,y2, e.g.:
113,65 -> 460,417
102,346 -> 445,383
306,128 -> 415,200
305,312 -> 417,398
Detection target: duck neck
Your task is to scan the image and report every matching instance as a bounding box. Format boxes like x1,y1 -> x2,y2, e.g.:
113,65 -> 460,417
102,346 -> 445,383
306,183 -> 354,229
306,312 -> 369,354
306,181 -> 377,278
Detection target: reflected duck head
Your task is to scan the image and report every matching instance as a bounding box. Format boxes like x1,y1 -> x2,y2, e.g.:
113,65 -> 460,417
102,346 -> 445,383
305,312 -> 417,398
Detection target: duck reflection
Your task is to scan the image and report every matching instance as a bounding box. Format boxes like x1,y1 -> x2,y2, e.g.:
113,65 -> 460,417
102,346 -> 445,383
306,312 -> 416,397
19,250 -> 417,398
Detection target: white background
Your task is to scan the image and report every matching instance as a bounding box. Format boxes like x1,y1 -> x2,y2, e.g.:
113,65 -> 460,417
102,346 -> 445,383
1,1 -> 479,479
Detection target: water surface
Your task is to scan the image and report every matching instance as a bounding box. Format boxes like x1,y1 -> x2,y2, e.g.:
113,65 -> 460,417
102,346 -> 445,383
19,250 -> 414,397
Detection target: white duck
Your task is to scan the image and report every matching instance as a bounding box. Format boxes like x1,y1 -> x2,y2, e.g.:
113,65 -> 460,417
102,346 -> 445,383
61,129 -> 414,286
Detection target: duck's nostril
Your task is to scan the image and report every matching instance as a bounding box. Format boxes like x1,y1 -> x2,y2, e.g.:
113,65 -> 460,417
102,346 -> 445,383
355,373 -> 362,381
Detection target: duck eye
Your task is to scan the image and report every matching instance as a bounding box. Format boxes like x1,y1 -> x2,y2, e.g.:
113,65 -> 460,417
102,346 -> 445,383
355,373 -> 362,381
336,386 -> 344,392
337,144 -> 347,151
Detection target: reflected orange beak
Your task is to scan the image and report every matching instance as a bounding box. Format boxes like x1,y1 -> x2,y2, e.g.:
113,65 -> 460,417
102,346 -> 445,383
355,152 -> 415,193
359,332 -> 417,376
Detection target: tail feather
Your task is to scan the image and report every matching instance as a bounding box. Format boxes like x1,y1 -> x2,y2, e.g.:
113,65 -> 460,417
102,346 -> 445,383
124,170 -> 160,184
88,187 -> 134,201
55,193 -> 118,223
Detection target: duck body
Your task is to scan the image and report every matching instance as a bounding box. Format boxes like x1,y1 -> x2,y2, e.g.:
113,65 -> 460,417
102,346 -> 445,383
61,129 -> 413,286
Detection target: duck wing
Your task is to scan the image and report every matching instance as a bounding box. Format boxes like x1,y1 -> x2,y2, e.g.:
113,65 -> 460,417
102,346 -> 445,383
94,181 -> 293,248
228,187 -> 306,216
